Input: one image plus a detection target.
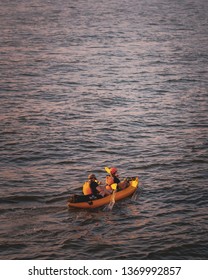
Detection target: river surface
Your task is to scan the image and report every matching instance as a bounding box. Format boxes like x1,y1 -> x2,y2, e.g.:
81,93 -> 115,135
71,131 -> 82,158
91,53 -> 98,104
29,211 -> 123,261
0,0 -> 208,259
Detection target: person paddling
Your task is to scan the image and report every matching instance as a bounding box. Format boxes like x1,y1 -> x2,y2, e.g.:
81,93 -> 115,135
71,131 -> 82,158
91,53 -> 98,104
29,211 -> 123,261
68,174 -> 103,204
83,173 -> 111,198
82,173 -> 102,198
106,167 -> 128,191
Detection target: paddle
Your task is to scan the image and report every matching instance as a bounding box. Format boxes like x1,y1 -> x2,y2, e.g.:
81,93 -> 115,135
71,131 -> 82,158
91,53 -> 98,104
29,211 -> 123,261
104,167 -> 117,210
111,183 -> 117,190
104,166 -> 111,174
109,183 -> 117,206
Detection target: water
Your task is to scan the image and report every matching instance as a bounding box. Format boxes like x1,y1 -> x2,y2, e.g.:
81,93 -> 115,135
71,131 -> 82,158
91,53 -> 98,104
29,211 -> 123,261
0,0 -> 208,259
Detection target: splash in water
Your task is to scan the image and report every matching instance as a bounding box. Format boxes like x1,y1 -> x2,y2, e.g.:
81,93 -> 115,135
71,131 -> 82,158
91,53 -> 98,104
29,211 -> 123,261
131,185 -> 143,202
103,191 -> 116,211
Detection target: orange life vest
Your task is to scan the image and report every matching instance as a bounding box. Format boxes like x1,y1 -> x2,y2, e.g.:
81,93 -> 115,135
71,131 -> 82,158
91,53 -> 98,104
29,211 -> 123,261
106,175 -> 114,186
82,181 -> 92,195
105,175 -> 115,191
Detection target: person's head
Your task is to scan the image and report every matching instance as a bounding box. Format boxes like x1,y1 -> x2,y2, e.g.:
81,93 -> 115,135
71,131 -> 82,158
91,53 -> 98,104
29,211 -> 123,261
88,173 -> 97,181
110,167 -> 118,176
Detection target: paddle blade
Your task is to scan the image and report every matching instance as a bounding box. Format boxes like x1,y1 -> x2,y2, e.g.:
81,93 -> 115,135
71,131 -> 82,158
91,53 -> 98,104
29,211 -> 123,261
131,177 -> 139,188
104,166 -> 111,174
105,190 -> 116,211
111,183 -> 117,190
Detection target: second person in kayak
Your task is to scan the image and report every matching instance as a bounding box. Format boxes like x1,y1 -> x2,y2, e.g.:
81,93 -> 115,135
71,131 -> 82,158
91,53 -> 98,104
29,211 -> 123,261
106,167 -> 128,191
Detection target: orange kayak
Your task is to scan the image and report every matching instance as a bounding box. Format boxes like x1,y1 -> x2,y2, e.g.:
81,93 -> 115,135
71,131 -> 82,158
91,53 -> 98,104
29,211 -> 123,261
67,177 -> 139,209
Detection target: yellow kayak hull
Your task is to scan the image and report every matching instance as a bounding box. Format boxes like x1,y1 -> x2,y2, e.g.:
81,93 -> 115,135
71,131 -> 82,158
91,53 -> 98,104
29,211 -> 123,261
67,177 -> 139,209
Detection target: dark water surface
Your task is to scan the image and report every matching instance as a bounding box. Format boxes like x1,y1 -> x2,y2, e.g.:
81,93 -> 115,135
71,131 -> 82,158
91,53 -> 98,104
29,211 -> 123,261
0,0 -> 208,259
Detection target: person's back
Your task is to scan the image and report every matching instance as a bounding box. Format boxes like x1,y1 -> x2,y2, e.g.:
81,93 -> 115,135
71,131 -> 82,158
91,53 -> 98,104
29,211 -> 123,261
83,173 -> 100,196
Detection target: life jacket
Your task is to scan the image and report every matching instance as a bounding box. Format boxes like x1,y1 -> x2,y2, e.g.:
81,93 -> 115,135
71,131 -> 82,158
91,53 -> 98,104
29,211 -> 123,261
106,175 -> 114,186
105,175 -> 115,191
82,181 -> 92,195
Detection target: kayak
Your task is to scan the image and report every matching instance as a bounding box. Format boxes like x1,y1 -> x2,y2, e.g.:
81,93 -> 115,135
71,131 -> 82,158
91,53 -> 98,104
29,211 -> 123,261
67,177 -> 139,209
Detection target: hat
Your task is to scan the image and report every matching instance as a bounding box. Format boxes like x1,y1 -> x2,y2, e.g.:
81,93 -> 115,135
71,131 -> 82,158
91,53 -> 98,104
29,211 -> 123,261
88,173 -> 97,180
110,167 -> 117,175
